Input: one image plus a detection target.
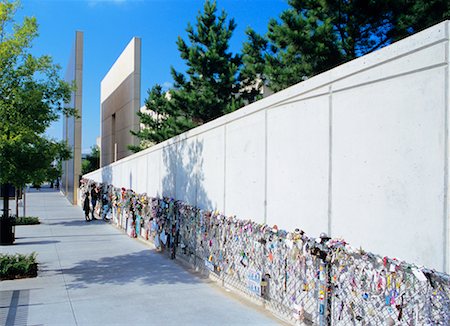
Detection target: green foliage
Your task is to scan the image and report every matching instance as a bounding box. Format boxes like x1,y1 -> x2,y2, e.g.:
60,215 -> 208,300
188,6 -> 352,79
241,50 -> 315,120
14,216 -> 40,225
82,145 -> 100,174
135,0 -> 450,147
2,139 -> 70,187
239,28 -> 269,103
0,252 -> 38,280
242,0 -> 450,92
45,160 -> 63,184
81,159 -> 90,175
171,0 -> 243,124
0,0 -> 73,189
129,85 -> 195,152
133,1 -> 244,148
396,0 -> 450,35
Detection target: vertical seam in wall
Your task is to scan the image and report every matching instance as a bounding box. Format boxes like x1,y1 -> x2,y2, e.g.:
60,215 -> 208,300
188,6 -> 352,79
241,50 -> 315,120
264,109 -> 268,225
443,22 -> 449,273
223,125 -> 227,215
158,153 -> 162,198
174,142 -> 178,199
195,140 -> 199,208
145,155 -> 149,198
328,85 -> 333,236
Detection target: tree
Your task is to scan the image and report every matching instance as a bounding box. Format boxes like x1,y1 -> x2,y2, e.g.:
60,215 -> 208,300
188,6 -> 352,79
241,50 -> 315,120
132,0 -> 244,150
0,0 -> 73,219
45,160 -> 62,188
129,85 -> 195,152
171,0 -> 243,123
242,0 -> 450,93
396,0 -> 450,34
82,146 -> 100,175
239,29 -> 271,104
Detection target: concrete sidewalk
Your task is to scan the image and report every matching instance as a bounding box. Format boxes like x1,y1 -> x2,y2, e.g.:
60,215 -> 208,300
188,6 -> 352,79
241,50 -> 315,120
0,189 -> 282,326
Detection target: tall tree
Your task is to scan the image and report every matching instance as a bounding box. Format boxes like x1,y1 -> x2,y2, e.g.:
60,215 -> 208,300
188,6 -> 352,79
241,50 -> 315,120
171,0 -> 242,123
132,0 -> 243,150
129,85 -> 195,152
82,145 -> 100,175
0,0 -> 73,217
242,0 -> 450,93
239,29 -> 269,104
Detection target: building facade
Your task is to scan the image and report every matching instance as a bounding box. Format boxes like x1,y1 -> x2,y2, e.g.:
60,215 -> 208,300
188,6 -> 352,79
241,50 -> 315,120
100,37 -> 141,167
62,31 -> 83,205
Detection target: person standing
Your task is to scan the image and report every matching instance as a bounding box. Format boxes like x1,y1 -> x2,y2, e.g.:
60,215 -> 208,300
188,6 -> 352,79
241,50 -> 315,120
90,185 -> 99,220
101,189 -> 111,221
83,191 -> 91,222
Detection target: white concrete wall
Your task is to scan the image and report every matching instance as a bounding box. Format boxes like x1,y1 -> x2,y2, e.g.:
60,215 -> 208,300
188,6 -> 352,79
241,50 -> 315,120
85,21 -> 450,272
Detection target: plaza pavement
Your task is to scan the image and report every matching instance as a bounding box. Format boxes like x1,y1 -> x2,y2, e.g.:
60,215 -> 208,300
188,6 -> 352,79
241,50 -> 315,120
0,188 -> 283,326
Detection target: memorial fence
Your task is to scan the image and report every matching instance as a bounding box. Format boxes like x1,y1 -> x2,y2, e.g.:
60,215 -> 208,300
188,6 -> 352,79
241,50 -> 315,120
81,179 -> 450,325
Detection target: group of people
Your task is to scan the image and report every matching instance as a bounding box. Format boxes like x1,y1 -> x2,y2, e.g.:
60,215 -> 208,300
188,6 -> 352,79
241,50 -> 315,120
83,185 -> 104,222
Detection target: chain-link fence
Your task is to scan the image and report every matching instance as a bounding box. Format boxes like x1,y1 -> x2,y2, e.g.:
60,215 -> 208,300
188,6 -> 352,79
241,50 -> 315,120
80,179 -> 450,325
328,247 -> 450,325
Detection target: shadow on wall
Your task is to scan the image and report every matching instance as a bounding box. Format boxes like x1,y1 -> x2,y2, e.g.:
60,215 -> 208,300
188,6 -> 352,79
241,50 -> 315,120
162,138 -> 212,210
101,165 -> 113,186
59,250 -> 205,289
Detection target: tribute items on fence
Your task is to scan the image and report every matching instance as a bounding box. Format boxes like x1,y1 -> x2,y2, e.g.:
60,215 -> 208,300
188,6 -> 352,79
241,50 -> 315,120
80,179 -> 450,325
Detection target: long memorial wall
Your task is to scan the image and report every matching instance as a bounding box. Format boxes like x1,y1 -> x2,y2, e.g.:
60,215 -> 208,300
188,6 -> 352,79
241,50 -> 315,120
85,21 -> 450,273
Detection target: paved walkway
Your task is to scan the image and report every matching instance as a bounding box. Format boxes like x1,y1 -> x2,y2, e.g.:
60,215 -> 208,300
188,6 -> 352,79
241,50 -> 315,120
0,189 -> 282,326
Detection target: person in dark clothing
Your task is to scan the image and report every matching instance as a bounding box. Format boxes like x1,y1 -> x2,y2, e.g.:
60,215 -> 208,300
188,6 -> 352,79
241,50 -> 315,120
83,191 -> 91,222
90,186 -> 99,220
101,190 -> 110,221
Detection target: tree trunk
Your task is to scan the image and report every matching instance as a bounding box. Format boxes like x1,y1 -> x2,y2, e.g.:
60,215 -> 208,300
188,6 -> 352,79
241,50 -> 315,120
23,188 -> 26,218
15,188 -> 19,217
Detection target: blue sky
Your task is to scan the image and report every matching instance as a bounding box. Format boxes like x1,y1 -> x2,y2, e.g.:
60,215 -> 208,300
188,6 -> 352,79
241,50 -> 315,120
18,0 -> 289,153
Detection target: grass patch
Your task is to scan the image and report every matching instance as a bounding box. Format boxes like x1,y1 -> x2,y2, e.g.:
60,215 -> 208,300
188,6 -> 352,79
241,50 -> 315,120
0,253 -> 38,280
14,216 -> 40,225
